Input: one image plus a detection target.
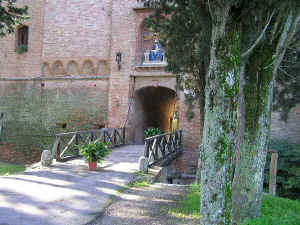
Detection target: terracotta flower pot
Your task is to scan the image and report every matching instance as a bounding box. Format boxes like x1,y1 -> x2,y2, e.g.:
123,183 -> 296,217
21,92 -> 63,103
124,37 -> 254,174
88,161 -> 97,171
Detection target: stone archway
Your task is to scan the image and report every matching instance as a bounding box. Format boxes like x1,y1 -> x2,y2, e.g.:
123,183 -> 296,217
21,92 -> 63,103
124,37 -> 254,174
130,86 -> 178,144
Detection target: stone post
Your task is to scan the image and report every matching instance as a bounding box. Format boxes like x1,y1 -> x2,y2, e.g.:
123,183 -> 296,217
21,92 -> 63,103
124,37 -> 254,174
41,150 -> 53,167
139,156 -> 149,173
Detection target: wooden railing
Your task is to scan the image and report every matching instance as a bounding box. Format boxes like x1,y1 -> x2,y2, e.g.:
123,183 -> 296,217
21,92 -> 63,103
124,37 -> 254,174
0,113 -> 3,141
52,128 -> 126,162
144,130 -> 183,167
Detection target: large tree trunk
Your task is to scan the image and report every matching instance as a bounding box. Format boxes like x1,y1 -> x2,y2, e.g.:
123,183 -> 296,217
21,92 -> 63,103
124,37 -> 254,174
200,3 -> 239,224
196,60 -> 208,184
232,9 -> 300,224
232,46 -> 275,223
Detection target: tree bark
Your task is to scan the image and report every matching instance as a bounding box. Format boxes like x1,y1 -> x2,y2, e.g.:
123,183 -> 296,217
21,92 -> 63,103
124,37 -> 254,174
232,9 -> 300,224
200,2 -> 239,224
232,64 -> 274,223
196,61 -> 207,184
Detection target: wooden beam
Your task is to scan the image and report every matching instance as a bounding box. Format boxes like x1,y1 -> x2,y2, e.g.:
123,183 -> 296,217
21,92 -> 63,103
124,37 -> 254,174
269,152 -> 279,196
60,134 -> 77,158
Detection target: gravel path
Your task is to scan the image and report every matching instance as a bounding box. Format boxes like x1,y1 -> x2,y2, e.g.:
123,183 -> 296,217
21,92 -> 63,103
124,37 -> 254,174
88,183 -> 199,225
0,145 -> 144,225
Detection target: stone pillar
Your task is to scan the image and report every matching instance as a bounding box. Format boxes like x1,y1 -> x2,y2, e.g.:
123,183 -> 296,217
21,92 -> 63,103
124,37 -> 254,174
138,156 -> 149,173
41,150 -> 53,167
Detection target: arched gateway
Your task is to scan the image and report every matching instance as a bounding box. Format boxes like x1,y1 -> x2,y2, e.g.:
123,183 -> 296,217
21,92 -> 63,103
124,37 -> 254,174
129,86 -> 178,144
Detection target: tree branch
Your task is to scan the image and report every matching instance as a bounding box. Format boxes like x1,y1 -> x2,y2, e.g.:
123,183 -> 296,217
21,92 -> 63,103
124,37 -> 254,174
242,11 -> 275,58
273,11 -> 300,77
278,67 -> 297,81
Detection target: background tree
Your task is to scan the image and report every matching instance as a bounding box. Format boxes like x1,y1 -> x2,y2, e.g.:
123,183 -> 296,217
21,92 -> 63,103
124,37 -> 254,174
143,0 -> 210,146
0,0 -> 28,37
273,24 -> 300,121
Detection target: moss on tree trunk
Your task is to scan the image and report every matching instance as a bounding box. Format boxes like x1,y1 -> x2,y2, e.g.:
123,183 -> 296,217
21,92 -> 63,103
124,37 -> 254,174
232,45 -> 275,224
200,3 -> 240,224
232,9 -> 300,224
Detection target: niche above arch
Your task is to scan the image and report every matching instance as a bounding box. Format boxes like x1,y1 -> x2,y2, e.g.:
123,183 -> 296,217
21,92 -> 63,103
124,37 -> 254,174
137,19 -> 167,66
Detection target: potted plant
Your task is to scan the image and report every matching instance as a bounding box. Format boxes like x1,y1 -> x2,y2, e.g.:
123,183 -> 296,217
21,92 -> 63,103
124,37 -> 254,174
79,141 -> 110,171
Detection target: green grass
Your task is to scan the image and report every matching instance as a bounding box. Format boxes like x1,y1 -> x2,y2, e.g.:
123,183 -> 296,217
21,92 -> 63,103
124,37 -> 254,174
169,184 -> 300,225
0,162 -> 25,176
134,171 -> 148,177
168,183 -> 201,220
127,180 -> 150,188
242,194 -> 300,225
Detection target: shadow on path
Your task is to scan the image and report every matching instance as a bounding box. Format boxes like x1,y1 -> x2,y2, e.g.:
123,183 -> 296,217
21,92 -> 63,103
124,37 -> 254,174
0,145 -> 144,225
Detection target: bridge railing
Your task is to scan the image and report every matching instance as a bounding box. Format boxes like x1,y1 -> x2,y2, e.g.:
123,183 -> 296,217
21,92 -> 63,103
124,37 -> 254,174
144,130 -> 183,167
52,128 -> 126,162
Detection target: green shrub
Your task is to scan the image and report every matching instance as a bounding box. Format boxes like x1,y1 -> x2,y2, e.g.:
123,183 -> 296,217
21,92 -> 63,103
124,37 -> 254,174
265,139 -> 300,200
144,127 -> 162,138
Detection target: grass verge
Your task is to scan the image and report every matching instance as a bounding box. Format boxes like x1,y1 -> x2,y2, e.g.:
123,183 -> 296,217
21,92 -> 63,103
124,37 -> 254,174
168,183 -> 201,220
168,184 -> 300,225
0,162 -> 25,176
127,180 -> 150,188
242,194 -> 300,225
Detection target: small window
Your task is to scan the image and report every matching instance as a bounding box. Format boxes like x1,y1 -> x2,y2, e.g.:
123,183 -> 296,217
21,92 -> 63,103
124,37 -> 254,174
16,26 -> 29,53
56,122 -> 67,129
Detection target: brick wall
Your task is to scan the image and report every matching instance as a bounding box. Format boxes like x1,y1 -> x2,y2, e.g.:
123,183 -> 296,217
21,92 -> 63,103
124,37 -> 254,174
43,0 -> 112,60
271,104 -> 300,143
107,0 -> 139,128
0,0 -> 44,77
176,91 -> 202,172
0,78 -> 109,163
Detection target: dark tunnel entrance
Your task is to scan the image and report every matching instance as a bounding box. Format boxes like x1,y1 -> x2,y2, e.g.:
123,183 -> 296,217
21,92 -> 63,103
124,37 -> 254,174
131,86 -> 178,144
